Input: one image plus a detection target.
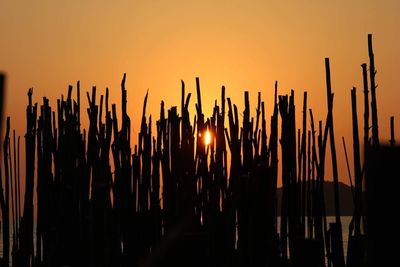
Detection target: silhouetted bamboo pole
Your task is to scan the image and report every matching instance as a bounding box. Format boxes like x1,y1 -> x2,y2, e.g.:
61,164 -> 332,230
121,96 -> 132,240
0,166 -> 4,266
319,118 -> 332,267
242,91 -> 253,172
151,123 -> 162,242
344,88 -> 368,267
221,86 -> 228,220
351,87 -> 362,237
169,106 -> 180,218
279,92 -> 299,260
2,117 -> 10,267
325,58 -> 341,223
138,90 -> 150,212
283,90 -> 301,258
309,111 -> 317,240
279,94 -> 288,261
368,34 -> 379,146
307,130 -> 312,238
301,91 -> 307,236
36,96 -> 55,266
17,136 -> 21,240
390,116 -> 395,146
341,137 -> 355,200
361,62 -> 371,260
213,86 -> 227,222
225,96 -> 241,261
219,85 -> 227,205
18,88 -> 37,267
325,57 -> 345,267
12,129 -> 21,257
269,82 -> 278,227
35,110 -> 42,266
236,91 -> 252,265
195,78 -> 207,227
309,108 -> 328,265
137,88 -> 153,258
259,100 -> 266,161
0,74 -> 4,135
10,128 -> 16,254
361,64 -> 370,238
0,77 -> 3,256
160,99 -> 174,232
253,92 -> 261,157
362,63 -> 370,163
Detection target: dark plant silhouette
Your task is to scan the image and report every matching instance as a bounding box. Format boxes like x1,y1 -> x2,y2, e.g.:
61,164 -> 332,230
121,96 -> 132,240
0,34 -> 393,267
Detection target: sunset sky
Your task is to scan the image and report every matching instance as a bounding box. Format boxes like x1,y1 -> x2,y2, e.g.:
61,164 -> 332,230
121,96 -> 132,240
1,0 -> 400,185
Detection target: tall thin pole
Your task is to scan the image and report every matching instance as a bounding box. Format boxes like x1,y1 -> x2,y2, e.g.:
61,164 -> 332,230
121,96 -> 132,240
2,117 -> 11,267
362,63 -> 370,168
325,58 -> 345,267
390,116 -> 395,147
301,91 -> 307,236
368,34 -> 379,146
325,58 -> 341,223
351,87 -> 362,237
10,129 -> 16,248
0,74 -> 4,136
17,136 -> 21,234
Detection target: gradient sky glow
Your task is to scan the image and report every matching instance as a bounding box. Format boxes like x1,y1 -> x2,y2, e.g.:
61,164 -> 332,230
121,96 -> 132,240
1,1 -> 400,185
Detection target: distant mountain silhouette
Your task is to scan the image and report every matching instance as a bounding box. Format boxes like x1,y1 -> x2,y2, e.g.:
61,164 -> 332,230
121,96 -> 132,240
276,181 -> 354,216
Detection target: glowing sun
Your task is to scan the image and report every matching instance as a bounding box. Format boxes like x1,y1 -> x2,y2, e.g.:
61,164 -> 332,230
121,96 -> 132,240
205,130 -> 211,146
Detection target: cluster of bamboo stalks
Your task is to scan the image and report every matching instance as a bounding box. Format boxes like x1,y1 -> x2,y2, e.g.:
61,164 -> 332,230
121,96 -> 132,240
0,34 -> 393,267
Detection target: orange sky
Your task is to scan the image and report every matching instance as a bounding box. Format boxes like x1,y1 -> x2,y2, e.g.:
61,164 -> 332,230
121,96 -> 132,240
1,1 -> 400,186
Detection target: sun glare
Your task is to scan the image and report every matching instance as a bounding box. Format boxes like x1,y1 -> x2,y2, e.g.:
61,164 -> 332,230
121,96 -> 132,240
205,130 -> 211,146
